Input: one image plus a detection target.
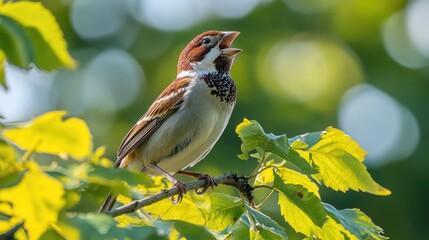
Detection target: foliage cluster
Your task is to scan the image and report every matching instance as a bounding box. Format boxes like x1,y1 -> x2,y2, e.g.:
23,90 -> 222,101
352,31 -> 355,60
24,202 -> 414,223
0,2 -> 390,240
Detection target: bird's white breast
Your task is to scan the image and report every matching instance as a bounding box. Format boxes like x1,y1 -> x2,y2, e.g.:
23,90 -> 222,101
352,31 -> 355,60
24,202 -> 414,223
132,78 -> 235,174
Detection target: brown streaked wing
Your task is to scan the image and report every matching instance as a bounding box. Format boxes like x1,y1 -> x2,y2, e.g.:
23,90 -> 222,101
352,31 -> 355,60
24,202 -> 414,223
115,77 -> 192,166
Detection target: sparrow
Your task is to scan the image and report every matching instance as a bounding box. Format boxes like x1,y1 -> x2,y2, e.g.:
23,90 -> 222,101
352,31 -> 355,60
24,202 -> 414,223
99,30 -> 241,213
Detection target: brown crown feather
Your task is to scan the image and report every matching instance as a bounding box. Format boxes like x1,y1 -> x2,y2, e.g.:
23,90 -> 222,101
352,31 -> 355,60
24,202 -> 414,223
177,30 -> 223,73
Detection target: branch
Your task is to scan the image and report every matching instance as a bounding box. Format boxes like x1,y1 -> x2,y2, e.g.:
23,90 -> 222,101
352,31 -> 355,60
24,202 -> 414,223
105,172 -> 254,217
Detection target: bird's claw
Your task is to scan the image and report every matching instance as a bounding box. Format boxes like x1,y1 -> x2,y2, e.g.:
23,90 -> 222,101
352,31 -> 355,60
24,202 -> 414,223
170,181 -> 187,204
195,174 -> 217,195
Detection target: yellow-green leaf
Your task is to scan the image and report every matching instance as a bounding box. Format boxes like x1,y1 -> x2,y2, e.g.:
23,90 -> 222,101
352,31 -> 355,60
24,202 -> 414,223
255,166 -> 320,199
274,173 -> 327,237
0,1 -> 76,70
144,192 -> 245,232
3,111 -> 92,159
278,167 -> 320,198
324,203 -> 388,240
0,161 -> 65,240
297,127 -> 391,195
313,216 -> 358,240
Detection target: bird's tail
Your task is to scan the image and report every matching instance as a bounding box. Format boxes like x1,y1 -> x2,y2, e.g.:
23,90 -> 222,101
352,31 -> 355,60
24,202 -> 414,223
99,191 -> 118,213
99,158 -> 123,213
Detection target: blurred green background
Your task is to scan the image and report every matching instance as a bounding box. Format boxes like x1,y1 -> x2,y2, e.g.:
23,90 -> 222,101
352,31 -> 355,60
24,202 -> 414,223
1,0 -> 428,238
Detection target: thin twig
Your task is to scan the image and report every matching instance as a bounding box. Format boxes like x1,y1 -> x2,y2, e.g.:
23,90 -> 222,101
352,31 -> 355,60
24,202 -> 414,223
105,172 -> 254,217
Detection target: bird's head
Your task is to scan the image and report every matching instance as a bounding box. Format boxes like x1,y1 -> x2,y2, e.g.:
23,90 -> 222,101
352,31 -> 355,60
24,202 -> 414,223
177,31 -> 241,75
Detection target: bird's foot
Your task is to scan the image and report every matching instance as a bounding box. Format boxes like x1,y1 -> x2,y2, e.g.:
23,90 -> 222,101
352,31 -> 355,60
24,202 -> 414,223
195,173 -> 218,195
170,180 -> 187,204
176,170 -> 217,195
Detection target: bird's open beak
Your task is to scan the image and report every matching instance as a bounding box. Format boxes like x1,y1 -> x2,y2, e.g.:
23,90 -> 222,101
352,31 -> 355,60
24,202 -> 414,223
220,31 -> 242,57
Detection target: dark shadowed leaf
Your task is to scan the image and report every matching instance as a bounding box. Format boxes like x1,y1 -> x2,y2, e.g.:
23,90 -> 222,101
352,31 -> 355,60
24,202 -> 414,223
236,119 -> 316,174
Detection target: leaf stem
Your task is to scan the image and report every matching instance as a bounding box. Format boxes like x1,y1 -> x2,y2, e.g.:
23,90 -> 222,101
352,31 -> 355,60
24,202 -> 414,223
254,189 -> 275,209
249,144 -> 268,178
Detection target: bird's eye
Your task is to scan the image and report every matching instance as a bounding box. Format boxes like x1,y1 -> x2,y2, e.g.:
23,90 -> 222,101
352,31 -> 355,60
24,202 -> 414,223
201,37 -> 212,45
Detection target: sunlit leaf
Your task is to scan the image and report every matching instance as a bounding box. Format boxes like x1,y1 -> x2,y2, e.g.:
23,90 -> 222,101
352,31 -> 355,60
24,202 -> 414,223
0,161 -> 65,240
274,173 -> 327,237
3,111 -> 92,159
145,192 -> 244,232
0,1 -> 76,70
297,127 -> 391,195
312,216 -> 357,240
324,203 -> 388,240
236,119 -> 316,174
257,167 -> 320,201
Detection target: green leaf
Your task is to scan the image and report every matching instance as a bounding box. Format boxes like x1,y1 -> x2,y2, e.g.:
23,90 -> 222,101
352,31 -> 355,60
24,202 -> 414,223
236,119 -> 316,174
227,216 -> 250,240
0,161 -> 65,240
250,227 -> 284,240
0,1 -> 76,70
144,192 -> 245,232
0,138 -> 15,163
0,15 -> 33,68
3,111 -> 92,159
289,131 -> 322,150
245,204 -> 288,240
0,51 -> 4,89
0,171 -> 25,189
324,203 -> 388,240
172,220 -> 214,240
86,165 -> 155,189
274,173 -> 327,237
297,127 -> 391,195
60,213 -> 161,240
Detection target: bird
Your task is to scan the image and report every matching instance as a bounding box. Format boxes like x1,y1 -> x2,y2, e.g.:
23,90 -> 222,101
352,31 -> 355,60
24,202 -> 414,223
99,30 -> 241,213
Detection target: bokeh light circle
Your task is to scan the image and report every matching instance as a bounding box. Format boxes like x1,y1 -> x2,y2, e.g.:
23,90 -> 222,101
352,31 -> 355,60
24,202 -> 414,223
71,0 -> 127,40
339,84 -> 419,166
127,0 -> 210,31
259,36 -> 363,110
82,49 -> 144,111
382,11 -> 428,69
0,66 -> 54,121
406,0 -> 429,58
284,0 -> 337,14
210,0 -> 261,19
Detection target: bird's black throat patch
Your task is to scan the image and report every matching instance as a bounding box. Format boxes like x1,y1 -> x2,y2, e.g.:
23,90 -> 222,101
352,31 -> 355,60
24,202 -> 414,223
202,73 -> 236,104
